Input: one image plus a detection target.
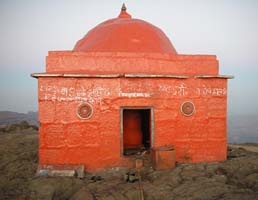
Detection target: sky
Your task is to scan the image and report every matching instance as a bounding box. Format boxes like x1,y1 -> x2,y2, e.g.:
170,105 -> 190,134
0,0 -> 258,115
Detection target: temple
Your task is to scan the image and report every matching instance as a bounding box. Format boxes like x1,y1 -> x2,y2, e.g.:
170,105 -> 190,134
32,4 -> 233,172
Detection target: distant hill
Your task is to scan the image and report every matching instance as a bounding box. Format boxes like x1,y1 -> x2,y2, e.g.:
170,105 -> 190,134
0,111 -> 38,126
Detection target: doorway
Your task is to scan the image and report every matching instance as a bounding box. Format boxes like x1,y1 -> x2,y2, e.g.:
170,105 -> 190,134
121,107 -> 154,156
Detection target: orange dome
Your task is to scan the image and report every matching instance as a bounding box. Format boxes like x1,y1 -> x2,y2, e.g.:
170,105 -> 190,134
74,4 -> 177,54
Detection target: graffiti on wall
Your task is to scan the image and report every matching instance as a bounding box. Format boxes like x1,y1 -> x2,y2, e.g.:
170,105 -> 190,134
40,85 -> 111,104
39,82 -> 227,104
196,87 -> 227,96
158,83 -> 227,97
159,83 -> 188,96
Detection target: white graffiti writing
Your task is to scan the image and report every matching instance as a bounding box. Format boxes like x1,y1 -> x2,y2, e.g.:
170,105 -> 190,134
158,83 -> 188,96
40,85 -> 111,104
196,86 -> 227,96
158,83 -> 226,97
119,92 -> 152,98
40,82 -> 227,103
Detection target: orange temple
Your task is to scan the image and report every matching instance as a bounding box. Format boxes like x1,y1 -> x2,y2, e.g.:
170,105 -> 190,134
32,4 -> 233,172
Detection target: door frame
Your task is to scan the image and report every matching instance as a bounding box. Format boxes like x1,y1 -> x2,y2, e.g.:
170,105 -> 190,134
120,106 -> 155,156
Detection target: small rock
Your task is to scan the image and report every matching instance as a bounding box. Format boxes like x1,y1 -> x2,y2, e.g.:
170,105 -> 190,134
90,175 -> 103,182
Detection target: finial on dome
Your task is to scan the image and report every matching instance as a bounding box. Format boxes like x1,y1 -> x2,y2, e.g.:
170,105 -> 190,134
118,3 -> 131,18
121,3 -> 126,12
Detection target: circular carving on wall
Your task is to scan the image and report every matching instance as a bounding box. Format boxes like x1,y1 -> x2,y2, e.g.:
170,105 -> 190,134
181,101 -> 195,116
77,102 -> 93,120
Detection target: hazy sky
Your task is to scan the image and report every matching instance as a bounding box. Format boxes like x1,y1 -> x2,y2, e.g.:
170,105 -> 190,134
0,0 -> 258,115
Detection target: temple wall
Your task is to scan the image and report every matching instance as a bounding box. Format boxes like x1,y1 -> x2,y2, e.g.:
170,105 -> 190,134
46,51 -> 219,76
38,77 -> 227,171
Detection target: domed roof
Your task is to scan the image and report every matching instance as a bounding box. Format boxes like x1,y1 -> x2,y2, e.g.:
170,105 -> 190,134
73,4 -> 177,54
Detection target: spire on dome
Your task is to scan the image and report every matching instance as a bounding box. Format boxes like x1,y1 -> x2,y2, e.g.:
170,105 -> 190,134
118,3 -> 132,18
121,3 -> 126,12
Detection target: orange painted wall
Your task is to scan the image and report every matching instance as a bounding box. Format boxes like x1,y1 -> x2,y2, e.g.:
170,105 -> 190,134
38,77 -> 227,171
46,51 -> 218,76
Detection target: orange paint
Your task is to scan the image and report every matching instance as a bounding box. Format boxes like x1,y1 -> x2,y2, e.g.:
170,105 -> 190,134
151,146 -> 176,170
33,5 -> 232,172
73,6 -> 176,54
123,110 -> 143,149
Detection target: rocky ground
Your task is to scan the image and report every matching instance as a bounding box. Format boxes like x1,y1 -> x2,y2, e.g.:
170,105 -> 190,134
0,129 -> 258,200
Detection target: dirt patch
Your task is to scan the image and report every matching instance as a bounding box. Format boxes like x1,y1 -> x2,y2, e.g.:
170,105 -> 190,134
0,132 -> 258,200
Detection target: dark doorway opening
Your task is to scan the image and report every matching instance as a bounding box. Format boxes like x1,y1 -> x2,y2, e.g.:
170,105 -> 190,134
122,109 -> 151,156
